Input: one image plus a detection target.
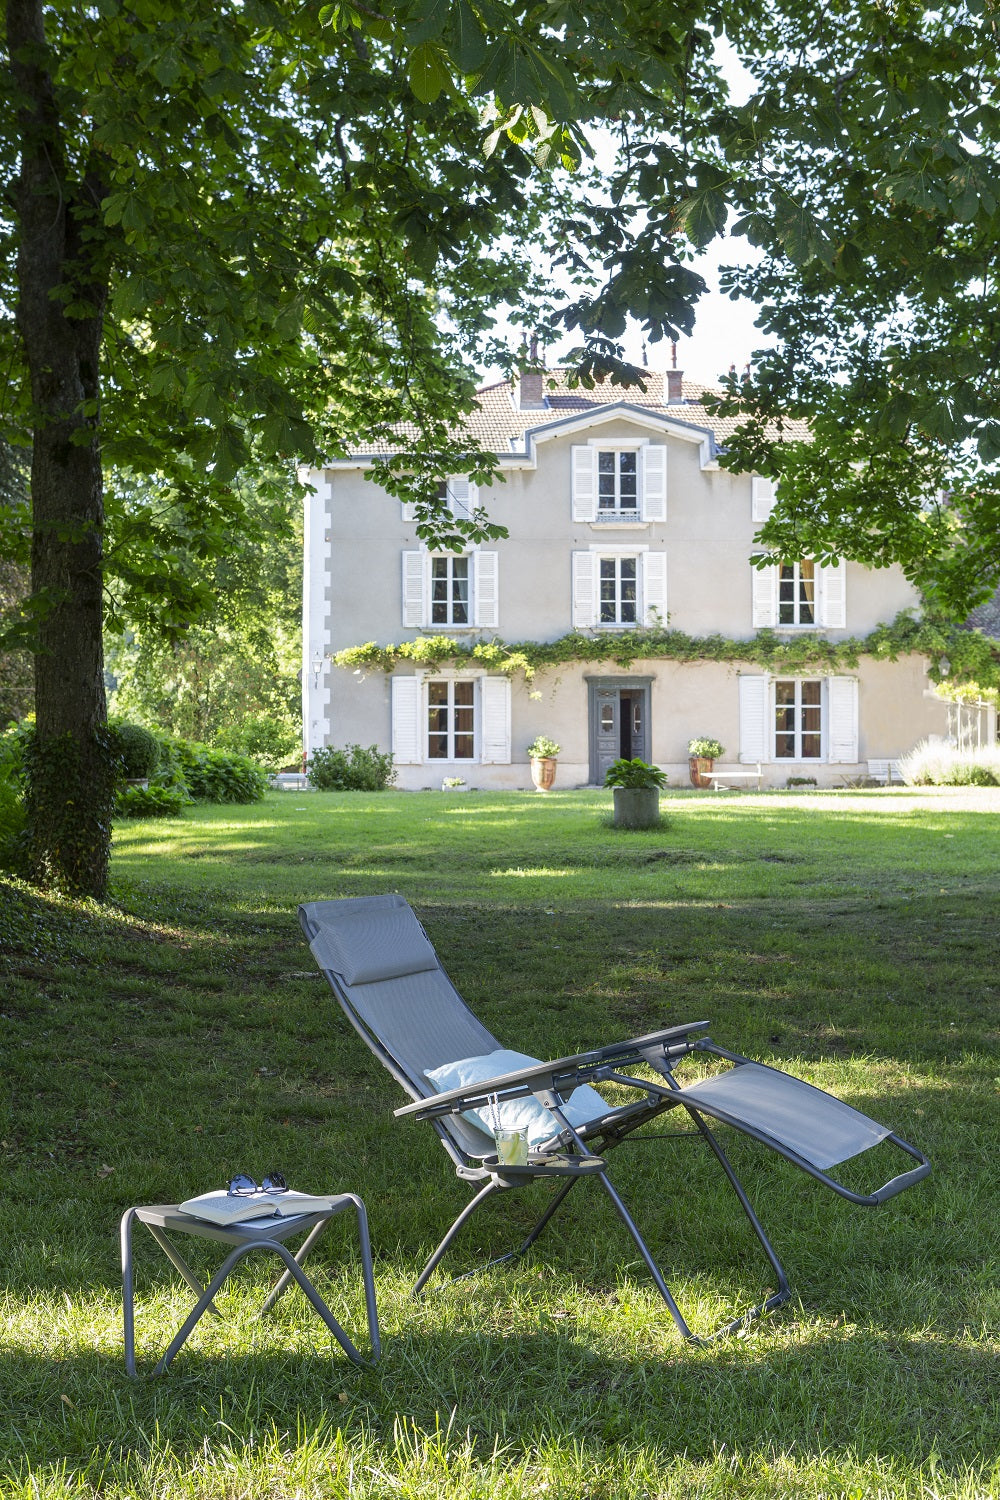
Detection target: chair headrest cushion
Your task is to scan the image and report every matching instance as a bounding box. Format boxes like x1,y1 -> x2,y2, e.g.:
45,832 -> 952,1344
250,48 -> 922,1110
310,905 -> 439,986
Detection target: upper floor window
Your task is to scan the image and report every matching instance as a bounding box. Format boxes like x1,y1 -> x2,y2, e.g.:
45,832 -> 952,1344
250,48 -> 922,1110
402,549 -> 498,630
573,549 -> 667,630
599,556 -> 638,625
431,555 -> 469,625
753,557 -> 845,630
778,560 -> 816,626
597,450 -> 639,516
572,442 -> 666,523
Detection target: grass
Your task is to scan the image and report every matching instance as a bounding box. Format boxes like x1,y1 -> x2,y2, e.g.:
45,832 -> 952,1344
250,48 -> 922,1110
1,785 -> 998,1499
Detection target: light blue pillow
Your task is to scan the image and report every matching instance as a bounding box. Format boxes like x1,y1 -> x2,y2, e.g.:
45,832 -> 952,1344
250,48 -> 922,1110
425,1048 -> 608,1149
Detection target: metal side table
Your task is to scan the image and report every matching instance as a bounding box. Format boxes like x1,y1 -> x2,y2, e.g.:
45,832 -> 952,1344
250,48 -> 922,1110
121,1195 -> 380,1376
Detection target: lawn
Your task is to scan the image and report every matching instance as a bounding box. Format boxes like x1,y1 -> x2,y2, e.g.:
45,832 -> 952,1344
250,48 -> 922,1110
1,786 -> 998,1499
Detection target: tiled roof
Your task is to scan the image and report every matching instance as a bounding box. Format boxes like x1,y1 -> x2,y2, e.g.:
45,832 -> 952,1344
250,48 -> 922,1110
338,369 -> 810,458
964,585 -> 1000,640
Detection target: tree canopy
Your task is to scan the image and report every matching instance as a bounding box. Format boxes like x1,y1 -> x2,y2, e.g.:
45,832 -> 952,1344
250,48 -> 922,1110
3,0 -> 998,893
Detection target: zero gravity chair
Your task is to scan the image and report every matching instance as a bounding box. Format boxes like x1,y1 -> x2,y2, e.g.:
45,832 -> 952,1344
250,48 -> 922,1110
299,894 -> 930,1341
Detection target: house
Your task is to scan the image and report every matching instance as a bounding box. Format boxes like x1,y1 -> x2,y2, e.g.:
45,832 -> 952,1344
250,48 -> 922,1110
300,366 -> 953,789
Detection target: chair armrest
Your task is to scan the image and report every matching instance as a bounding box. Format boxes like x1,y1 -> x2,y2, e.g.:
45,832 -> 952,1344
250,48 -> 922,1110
394,1020 -> 711,1121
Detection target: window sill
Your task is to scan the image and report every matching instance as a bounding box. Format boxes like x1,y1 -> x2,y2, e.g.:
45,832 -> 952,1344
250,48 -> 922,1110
588,518 -> 648,529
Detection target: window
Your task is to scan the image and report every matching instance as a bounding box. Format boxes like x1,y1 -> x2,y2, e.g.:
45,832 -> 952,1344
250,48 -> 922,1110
402,550 -> 498,629
427,680 -> 475,760
571,443 -> 666,522
778,560 -> 816,626
597,450 -> 638,515
430,556 -> 469,625
572,549 -> 667,629
774,679 -> 823,759
599,556 -> 638,624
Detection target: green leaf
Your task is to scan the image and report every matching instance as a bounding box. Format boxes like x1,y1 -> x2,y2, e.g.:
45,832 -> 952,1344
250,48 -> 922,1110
407,41 -> 451,103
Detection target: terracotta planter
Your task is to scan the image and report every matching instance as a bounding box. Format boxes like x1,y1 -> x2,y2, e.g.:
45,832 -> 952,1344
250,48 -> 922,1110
613,786 -> 661,828
688,755 -> 714,788
530,755 -> 557,791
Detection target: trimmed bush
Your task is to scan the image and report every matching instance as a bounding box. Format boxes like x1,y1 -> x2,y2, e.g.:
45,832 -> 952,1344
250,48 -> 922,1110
108,718 -> 161,780
899,740 -> 1000,787
173,740 -> 268,803
115,783 -> 187,819
307,743 -> 396,792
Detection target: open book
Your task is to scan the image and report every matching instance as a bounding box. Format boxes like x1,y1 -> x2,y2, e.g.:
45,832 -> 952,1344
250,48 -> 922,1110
177,1188 -> 339,1227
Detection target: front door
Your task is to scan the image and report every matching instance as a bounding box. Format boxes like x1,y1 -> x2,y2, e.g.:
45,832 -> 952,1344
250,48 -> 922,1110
589,680 -> 651,784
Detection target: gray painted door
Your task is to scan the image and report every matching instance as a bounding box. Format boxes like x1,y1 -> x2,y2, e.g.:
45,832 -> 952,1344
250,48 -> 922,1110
594,688 -> 621,785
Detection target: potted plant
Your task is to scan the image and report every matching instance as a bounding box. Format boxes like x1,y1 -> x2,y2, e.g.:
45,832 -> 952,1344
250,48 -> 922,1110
688,736 -> 723,789
604,757 -> 668,828
526,735 -> 560,791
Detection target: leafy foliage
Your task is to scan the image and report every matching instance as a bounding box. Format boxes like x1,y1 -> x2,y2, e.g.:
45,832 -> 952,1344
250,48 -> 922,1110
107,719 -> 161,780
687,737 -> 723,759
604,757 -> 668,789
526,736 -> 560,758
307,743 -> 396,792
19,728 -> 123,895
333,612 -> 1000,700
172,741 -> 268,804
900,741 -> 1000,787
114,782 -> 187,818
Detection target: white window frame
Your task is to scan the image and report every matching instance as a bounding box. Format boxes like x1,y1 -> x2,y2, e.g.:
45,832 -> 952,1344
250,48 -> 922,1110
391,674 -> 511,765
402,474 -> 479,524
573,547 -> 666,630
751,556 -> 847,631
598,553 -> 640,627
777,559 -> 818,628
738,674 -> 859,764
426,677 -> 478,762
402,549 -> 499,630
429,553 -> 471,627
571,440 -> 666,523
772,677 -> 825,762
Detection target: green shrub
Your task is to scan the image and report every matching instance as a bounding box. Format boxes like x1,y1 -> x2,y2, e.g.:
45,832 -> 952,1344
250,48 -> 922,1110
0,727 -> 26,872
115,783 -> 187,819
307,743 -> 396,791
214,714 -> 300,773
108,718 -> 161,779
526,736 -> 560,758
604,757 -> 668,789
174,740 -> 268,803
899,740 -> 1000,787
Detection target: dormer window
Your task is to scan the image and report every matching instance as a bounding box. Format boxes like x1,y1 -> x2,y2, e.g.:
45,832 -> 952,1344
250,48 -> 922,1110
572,442 -> 666,523
598,450 -> 638,516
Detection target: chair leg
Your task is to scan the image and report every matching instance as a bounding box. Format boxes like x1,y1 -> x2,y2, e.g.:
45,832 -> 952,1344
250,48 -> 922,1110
593,1171 -> 697,1341
413,1174 -> 583,1296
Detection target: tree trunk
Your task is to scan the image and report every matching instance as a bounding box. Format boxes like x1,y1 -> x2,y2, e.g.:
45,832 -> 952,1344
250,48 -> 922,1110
8,0 -> 113,896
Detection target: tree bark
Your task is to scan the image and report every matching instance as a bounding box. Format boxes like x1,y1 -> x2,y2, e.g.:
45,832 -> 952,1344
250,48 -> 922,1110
8,0 -> 113,896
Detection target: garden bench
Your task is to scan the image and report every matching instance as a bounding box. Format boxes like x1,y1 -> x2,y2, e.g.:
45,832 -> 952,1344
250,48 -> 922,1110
709,762 -> 763,790
867,759 -> 902,785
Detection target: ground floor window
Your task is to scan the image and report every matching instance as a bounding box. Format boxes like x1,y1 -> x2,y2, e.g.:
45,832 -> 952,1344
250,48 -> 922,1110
427,679 -> 475,759
774,679 -> 822,758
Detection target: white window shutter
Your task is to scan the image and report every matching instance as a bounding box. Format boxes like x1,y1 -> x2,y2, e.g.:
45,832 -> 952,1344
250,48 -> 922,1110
642,551 -> 668,625
401,499 -> 418,523
474,550 -> 499,629
818,558 -> 846,628
480,676 -> 511,763
641,445 -> 667,520
739,676 -> 769,762
828,676 -> 859,762
752,477 -> 776,523
572,550 -> 596,628
448,477 -> 477,520
402,550 -> 426,628
572,446 -> 597,521
751,559 -> 778,628
391,677 -> 423,763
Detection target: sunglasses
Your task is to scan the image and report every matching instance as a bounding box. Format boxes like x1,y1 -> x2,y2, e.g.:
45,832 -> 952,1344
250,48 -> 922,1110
227,1171 -> 287,1197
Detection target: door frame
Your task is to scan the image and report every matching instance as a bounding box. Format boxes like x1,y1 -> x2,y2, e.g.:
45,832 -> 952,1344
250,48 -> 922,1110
586,675 -> 653,785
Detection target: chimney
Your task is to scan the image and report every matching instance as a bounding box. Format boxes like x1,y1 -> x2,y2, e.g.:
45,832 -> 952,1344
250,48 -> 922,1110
665,341 -> 683,402
513,336 -> 546,410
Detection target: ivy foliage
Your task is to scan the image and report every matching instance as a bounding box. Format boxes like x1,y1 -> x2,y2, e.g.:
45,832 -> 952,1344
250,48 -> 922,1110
333,612 -> 1000,704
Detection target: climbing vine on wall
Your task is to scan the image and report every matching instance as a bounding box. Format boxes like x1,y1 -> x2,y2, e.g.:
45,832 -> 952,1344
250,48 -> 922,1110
332,612 -> 1000,703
